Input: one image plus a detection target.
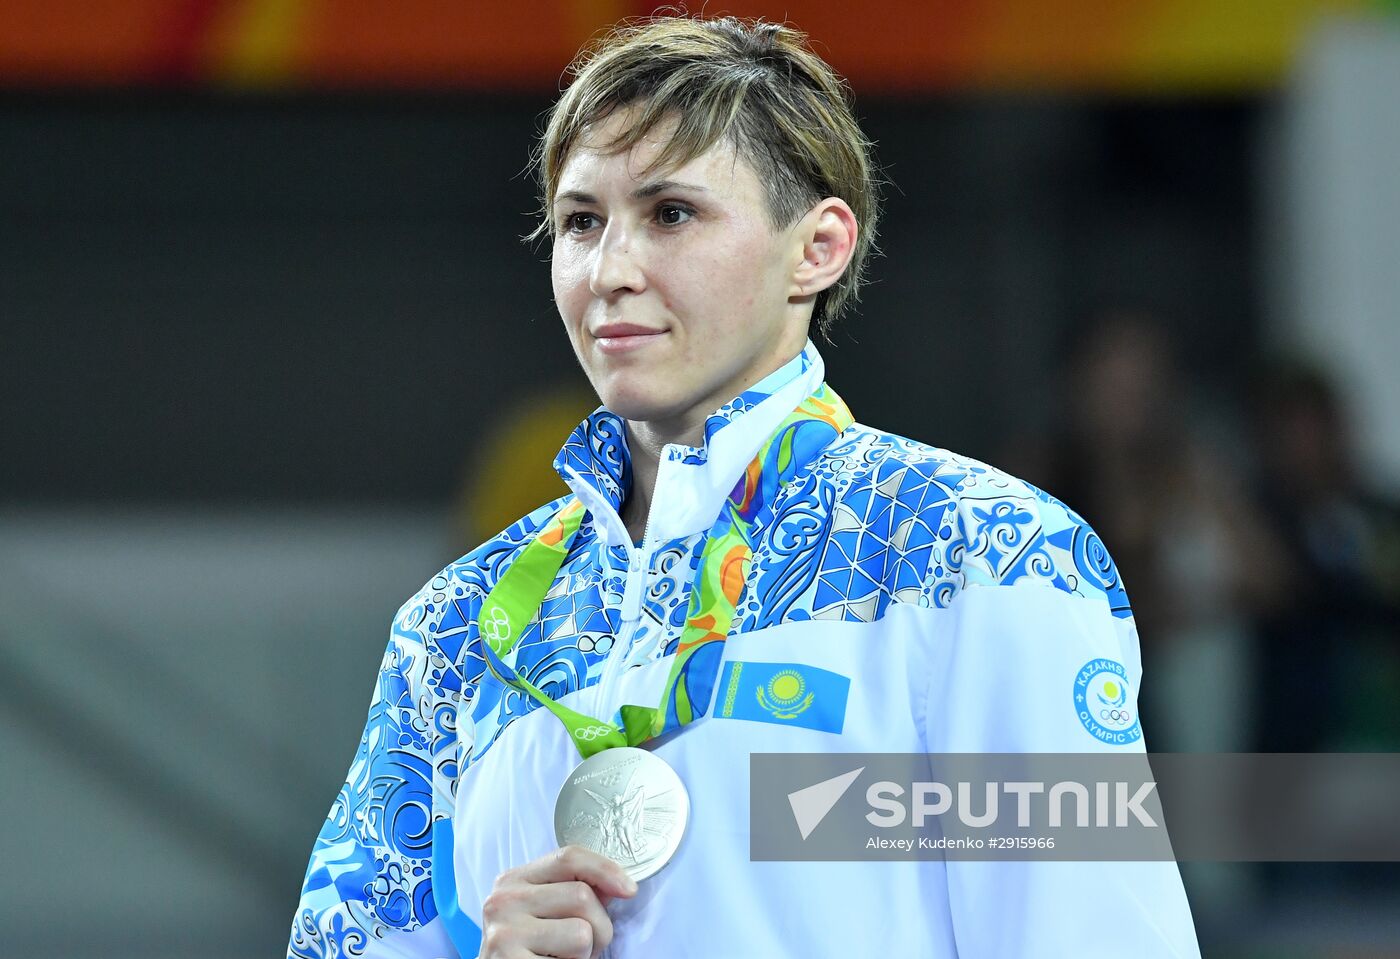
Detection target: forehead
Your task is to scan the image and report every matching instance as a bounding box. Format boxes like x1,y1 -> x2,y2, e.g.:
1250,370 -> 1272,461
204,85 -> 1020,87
556,109 -> 754,197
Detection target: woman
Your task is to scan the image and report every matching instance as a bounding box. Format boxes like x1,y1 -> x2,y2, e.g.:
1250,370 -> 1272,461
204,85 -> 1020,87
289,16 -> 1200,959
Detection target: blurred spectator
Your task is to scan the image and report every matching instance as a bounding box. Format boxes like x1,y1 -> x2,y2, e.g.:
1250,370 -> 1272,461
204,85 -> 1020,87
1006,311 -> 1289,754
1250,364 -> 1400,753
1003,310 -> 1302,926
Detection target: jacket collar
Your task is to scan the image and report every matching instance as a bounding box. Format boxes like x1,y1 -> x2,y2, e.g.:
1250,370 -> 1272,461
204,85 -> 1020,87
553,339 -> 827,548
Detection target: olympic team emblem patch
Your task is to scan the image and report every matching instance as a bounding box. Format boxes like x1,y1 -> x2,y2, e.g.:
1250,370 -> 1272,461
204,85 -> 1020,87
1073,659 -> 1142,746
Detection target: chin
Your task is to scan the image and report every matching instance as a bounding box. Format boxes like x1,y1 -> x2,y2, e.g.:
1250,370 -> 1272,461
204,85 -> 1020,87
594,376 -> 690,423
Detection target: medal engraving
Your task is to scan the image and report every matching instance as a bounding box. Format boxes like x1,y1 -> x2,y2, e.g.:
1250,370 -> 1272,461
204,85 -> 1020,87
554,747 -> 689,881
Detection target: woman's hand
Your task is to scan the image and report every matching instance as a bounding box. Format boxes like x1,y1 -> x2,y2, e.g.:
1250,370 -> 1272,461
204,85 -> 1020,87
479,844 -> 637,959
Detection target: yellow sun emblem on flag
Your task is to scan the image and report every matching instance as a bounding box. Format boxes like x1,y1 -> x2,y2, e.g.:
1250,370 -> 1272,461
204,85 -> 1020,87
758,669 -> 814,720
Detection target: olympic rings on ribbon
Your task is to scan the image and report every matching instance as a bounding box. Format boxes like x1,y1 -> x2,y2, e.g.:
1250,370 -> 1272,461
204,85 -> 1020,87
480,604 -> 512,645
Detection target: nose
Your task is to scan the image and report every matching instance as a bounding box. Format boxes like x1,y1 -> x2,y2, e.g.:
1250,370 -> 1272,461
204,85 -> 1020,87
589,221 -> 646,298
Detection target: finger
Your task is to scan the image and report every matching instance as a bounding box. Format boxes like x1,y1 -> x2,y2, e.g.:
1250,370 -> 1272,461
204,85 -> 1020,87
529,880 -> 613,951
521,915 -> 596,959
517,845 -> 637,899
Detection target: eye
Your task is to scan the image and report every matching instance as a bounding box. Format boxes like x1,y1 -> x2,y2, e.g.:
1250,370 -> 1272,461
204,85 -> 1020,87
656,203 -> 694,227
561,211 -> 600,234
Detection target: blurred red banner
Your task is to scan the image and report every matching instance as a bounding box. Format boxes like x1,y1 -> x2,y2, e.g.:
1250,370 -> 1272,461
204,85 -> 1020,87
0,0 -> 1387,92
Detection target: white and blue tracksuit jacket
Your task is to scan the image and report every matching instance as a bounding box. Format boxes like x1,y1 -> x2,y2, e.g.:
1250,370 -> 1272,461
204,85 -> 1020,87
289,341 -> 1201,958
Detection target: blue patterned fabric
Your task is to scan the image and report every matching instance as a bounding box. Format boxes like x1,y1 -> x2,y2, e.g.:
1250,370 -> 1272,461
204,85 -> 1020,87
288,345 -> 1129,955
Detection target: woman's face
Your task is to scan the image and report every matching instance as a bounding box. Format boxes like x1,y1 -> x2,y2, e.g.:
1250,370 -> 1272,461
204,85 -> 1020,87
550,110 -> 811,431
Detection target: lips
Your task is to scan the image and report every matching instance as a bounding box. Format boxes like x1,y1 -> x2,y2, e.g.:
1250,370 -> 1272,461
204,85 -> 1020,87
592,323 -> 666,338
592,323 -> 668,355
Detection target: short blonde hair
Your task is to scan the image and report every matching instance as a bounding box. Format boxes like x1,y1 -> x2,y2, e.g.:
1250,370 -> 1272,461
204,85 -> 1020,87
530,15 -> 881,335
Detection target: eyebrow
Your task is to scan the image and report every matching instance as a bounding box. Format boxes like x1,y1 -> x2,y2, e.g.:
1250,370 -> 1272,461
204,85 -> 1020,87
553,180 -> 710,206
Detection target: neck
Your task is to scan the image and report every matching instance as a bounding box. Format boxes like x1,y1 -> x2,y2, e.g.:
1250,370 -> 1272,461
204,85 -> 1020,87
616,338 -> 809,545
620,413 -> 706,544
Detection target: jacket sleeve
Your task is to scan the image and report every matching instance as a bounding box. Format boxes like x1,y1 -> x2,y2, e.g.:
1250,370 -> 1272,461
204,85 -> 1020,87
288,588 -> 460,959
922,484 -> 1202,958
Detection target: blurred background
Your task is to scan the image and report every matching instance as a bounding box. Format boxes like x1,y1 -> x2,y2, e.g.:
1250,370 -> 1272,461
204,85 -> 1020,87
2,1 -> 1399,956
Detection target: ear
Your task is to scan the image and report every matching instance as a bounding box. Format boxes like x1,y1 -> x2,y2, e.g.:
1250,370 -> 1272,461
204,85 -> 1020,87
789,197 -> 858,300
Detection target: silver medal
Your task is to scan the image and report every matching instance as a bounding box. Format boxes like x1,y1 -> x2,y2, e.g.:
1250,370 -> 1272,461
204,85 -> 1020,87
553,746 -> 689,882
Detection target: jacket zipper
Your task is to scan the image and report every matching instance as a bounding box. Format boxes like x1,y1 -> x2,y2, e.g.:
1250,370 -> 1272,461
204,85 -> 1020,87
595,452 -> 665,721
595,491 -> 657,959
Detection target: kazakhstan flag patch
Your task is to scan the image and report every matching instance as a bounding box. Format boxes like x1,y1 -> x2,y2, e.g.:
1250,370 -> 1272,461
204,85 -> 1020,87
714,660 -> 849,734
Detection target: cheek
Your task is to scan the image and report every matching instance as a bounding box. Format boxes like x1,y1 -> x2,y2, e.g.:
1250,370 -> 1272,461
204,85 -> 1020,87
550,251 -> 589,317
694,237 -> 778,314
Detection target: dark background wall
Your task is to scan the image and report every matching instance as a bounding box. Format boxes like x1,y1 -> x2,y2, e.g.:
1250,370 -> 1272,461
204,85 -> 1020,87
1,92 -> 1260,507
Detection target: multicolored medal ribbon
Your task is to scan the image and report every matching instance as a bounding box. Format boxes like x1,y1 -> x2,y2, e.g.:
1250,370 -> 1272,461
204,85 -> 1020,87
475,383 -> 853,759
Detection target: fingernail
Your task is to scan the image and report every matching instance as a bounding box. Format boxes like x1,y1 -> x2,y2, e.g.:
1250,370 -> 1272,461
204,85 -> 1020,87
624,876 -> 638,894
